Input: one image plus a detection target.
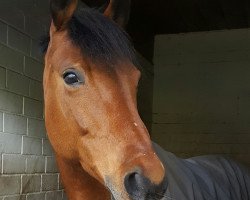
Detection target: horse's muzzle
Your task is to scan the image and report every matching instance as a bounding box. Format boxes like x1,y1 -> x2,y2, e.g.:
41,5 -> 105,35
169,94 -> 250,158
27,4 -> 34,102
124,171 -> 168,200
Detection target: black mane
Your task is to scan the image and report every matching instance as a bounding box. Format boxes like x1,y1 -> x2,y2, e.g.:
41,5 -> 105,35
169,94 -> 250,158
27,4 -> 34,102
41,7 -> 137,65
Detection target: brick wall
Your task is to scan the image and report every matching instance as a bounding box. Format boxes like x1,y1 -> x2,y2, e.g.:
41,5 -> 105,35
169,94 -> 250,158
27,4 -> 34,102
152,29 -> 250,167
0,1 -> 66,199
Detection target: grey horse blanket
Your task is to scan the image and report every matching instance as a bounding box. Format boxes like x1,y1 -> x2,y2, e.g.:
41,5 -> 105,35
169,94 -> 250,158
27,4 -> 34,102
153,143 -> 250,200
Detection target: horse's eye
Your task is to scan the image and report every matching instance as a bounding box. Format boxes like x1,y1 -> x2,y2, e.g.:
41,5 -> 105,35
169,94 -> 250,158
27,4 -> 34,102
63,70 -> 84,86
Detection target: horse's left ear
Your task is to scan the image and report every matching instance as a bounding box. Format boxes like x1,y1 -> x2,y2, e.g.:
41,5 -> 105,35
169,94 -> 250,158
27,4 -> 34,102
103,0 -> 131,28
50,0 -> 78,31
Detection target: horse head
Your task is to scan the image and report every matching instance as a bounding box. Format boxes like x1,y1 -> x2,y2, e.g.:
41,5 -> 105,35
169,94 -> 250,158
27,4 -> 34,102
43,0 -> 167,199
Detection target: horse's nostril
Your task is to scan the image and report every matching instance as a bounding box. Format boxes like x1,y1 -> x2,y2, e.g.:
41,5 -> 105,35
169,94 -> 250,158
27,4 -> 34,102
124,173 -> 134,193
124,171 -> 168,200
124,172 -> 146,198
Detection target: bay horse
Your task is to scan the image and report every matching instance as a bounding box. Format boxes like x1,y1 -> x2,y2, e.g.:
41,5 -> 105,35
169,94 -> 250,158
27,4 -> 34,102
42,0 -> 250,199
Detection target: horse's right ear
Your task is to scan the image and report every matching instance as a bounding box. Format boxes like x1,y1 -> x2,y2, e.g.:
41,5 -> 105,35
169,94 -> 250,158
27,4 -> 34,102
50,0 -> 78,31
103,0 -> 131,28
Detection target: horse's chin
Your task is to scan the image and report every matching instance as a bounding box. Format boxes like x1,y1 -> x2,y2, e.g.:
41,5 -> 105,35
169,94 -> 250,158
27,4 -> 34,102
109,191 -> 128,200
111,194 -> 116,200
105,177 -> 129,200
108,188 -> 128,200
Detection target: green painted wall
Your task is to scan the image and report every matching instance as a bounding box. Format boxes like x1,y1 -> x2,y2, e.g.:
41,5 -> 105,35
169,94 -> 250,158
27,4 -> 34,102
137,53 -> 154,132
153,29 -> 250,167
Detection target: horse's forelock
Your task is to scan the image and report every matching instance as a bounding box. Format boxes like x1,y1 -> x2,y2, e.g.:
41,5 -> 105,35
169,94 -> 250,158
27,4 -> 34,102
40,8 -> 138,67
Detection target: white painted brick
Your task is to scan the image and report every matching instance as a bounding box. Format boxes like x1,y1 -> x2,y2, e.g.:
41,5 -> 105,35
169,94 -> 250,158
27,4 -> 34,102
62,191 -> 68,200
0,2 -> 65,197
0,7 -> 24,30
21,175 -> 41,193
8,27 -> 31,55
24,98 -> 43,119
0,66 -> 6,89
27,0 -> 51,19
0,90 -> 23,114
6,70 -> 30,96
26,193 -> 45,200
28,118 -> 46,138
0,133 -> 22,154
22,136 -> 42,155
3,195 -> 26,200
42,174 -> 59,191
0,154 -> 2,173
4,113 -> 27,135
0,175 -> 21,196
25,17 -> 46,39
30,39 -> 44,63
2,154 -> 26,174
42,139 -> 54,156
17,0 -> 41,15
0,44 -> 24,73
24,57 -> 43,81
0,112 -> 3,132
46,156 -> 59,173
46,191 -> 63,200
0,21 -> 7,44
26,156 -> 45,173
29,80 -> 43,101
59,175 -> 64,190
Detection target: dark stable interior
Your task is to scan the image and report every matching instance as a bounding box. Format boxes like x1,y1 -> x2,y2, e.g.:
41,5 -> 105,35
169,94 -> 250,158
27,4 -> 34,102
83,0 -> 250,62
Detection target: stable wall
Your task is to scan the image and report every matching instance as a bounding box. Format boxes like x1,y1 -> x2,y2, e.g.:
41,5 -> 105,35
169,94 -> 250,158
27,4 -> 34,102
0,1 -> 66,200
152,28 -> 250,167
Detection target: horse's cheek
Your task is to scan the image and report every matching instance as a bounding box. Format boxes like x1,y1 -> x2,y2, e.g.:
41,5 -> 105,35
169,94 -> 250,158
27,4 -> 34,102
44,93 -> 79,159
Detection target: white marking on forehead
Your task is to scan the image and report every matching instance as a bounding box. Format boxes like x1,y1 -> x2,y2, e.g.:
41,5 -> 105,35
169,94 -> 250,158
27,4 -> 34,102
133,122 -> 138,127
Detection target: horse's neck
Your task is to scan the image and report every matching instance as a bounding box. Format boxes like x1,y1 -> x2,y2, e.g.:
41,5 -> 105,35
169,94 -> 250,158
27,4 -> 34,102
56,156 -> 110,200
